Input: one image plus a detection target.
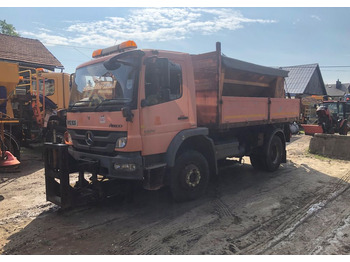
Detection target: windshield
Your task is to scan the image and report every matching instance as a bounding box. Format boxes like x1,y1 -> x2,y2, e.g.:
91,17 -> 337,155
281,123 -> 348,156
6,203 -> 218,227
32,78 -> 55,96
69,54 -> 139,111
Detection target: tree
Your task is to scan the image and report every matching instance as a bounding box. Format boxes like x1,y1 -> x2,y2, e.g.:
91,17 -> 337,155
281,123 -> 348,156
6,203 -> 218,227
0,20 -> 20,36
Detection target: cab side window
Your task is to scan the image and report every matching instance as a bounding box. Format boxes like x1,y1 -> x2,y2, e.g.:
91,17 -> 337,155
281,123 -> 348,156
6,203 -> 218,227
144,59 -> 182,106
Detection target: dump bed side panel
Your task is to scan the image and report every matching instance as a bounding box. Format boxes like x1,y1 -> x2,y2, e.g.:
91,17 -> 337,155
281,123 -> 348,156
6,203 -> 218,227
270,98 -> 300,121
221,97 -> 300,128
221,97 -> 269,124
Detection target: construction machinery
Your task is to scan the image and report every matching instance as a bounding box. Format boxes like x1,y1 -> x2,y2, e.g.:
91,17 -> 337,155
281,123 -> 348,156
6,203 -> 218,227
300,95 -> 326,124
0,61 -> 21,169
302,100 -> 349,135
12,66 -> 70,145
0,61 -> 70,168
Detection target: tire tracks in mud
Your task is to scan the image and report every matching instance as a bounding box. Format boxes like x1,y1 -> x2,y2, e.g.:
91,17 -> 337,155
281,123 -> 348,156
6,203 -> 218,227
5,140 -> 350,255
116,209 -> 212,254
226,171 -> 350,254
116,196 -> 241,254
16,169 -> 350,255
310,213 -> 350,254
2,205 -> 144,254
0,203 -> 56,226
118,217 -> 174,254
112,175 -> 243,255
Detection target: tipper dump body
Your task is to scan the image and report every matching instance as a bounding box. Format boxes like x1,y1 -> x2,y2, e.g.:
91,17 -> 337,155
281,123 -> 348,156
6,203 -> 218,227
192,43 -> 299,128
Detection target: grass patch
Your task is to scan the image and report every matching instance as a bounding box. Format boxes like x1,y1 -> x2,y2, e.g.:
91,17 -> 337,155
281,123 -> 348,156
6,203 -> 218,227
306,149 -> 332,161
305,148 -> 347,161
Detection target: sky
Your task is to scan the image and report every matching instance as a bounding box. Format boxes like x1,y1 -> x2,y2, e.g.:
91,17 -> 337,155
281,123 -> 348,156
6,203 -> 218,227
1,2 -> 350,84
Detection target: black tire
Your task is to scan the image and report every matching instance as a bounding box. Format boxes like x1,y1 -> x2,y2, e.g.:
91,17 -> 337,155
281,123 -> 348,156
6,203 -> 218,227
264,135 -> 283,172
170,150 -> 209,202
250,153 -> 266,171
339,122 -> 348,136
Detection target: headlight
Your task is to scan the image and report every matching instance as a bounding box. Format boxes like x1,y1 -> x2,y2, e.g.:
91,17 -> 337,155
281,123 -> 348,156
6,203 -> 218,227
64,131 -> 73,145
115,137 -> 127,148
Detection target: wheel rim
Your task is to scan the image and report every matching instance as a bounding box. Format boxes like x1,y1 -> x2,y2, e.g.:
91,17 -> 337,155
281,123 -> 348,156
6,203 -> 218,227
184,164 -> 201,188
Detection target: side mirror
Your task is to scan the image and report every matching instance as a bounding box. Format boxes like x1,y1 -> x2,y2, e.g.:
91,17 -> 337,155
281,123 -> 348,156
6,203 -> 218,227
121,106 -> 134,122
69,73 -> 76,89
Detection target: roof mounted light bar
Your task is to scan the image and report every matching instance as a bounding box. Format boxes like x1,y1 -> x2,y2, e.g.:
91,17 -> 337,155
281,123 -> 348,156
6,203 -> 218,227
92,40 -> 137,58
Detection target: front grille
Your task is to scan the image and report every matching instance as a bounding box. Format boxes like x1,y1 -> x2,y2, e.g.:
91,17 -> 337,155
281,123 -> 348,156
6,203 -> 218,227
70,129 -> 127,154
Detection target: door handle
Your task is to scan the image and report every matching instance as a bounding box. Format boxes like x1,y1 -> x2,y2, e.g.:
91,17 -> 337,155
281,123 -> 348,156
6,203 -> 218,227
178,116 -> 189,120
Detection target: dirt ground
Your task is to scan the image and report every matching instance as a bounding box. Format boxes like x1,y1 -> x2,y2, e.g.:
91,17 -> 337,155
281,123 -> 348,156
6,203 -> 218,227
1,134 -> 350,255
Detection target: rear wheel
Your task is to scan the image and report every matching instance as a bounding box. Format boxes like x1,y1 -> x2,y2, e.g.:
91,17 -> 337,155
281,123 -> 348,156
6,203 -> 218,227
250,135 -> 283,172
250,153 -> 266,170
264,135 -> 283,172
170,151 -> 209,202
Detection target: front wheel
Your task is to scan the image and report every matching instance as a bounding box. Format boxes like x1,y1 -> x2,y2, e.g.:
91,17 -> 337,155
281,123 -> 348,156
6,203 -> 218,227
250,153 -> 266,171
170,151 -> 209,202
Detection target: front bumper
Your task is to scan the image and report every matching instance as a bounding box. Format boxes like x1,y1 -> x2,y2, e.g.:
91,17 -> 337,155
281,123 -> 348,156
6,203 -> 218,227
68,147 -> 143,180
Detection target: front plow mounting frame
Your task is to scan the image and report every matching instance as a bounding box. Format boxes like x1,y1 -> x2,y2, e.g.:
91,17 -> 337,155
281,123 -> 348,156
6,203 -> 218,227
44,143 -> 134,209
44,142 -> 100,209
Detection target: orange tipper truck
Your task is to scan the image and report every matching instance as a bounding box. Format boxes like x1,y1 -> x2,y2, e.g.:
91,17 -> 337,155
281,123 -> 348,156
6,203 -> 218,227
44,41 -> 300,208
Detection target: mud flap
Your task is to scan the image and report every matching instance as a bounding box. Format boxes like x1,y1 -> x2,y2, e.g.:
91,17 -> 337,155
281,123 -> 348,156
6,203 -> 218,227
282,148 -> 287,163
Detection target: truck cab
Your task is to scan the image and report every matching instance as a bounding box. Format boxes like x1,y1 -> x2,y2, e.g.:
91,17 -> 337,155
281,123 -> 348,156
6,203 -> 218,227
66,41 -> 197,185
36,71 -> 70,111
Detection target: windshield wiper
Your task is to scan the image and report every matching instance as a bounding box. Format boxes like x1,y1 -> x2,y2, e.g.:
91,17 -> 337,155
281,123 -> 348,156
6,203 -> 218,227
69,98 -> 102,111
94,98 -> 130,110
69,100 -> 92,109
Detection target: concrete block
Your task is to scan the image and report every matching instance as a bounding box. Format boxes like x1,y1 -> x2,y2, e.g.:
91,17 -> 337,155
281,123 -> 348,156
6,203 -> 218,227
309,133 -> 350,160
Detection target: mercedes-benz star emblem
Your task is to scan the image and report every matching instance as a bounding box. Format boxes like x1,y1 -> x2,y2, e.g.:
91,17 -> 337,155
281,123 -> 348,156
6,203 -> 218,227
85,131 -> 94,146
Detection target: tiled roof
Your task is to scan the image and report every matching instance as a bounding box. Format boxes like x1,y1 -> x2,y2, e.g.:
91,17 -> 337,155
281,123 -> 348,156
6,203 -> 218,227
281,64 -> 322,95
0,34 -> 63,70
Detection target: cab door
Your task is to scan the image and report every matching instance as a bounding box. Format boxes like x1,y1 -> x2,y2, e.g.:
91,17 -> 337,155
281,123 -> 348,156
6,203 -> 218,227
140,56 -> 191,156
